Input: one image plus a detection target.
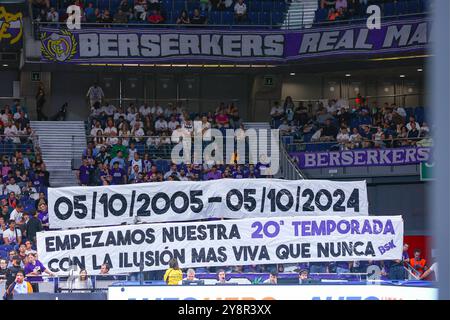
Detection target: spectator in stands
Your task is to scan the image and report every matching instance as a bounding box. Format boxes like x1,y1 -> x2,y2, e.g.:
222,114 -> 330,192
409,248 -> 427,277
35,83 -> 48,121
78,158 -> 92,186
270,101 -> 284,127
9,204 -> 24,224
407,122 -> 420,142
70,269 -> 93,292
23,212 -> 42,245
37,202 -> 49,230
46,7 -> 59,22
263,272 -> 278,284
4,270 -> 33,299
299,269 -> 310,282
179,268 -> 199,284
191,8 -> 207,24
2,220 -> 21,247
0,259 -> 7,279
216,269 -> 227,284
86,82 -> 105,110
148,9 -> 164,24
110,149 -> 127,168
164,258 -> 183,285
24,252 -> 54,292
114,9 -> 128,23
100,263 -> 111,275
234,0 -> 248,23
110,161 -> 127,185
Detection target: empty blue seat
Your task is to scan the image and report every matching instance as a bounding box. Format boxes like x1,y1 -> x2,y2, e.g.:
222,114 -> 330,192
209,11 -> 222,24
249,1 -> 262,12
396,1 -> 408,15
249,12 -> 259,25
222,11 -> 233,25
383,2 -> 396,16
262,2 -> 273,12
173,0 -> 186,12
260,12 -> 270,25
98,0 -> 110,10
415,107 -> 425,124
272,11 -> 284,25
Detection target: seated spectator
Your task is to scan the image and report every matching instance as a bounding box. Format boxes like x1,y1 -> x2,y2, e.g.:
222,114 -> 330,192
114,9 -> 128,23
177,10 -> 191,24
148,9 -> 164,24
3,220 -> 21,247
336,127 -> 350,145
270,101 -> 284,127
234,0 -> 248,23
321,119 -> 338,141
191,9 -> 206,24
406,116 -> 421,132
109,162 -> 127,185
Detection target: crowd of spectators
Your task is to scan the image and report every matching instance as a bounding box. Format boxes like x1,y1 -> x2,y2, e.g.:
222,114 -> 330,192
82,82 -> 263,186
315,0 -> 427,23
271,95 -> 430,151
32,0 -> 261,26
0,101 -> 49,270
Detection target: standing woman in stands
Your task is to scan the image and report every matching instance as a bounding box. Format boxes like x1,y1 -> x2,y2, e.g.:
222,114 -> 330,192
163,258 -> 183,285
35,82 -> 48,121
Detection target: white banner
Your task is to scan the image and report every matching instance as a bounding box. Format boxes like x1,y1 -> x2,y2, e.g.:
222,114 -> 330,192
108,284 -> 437,300
48,179 -> 369,229
37,215 -> 402,275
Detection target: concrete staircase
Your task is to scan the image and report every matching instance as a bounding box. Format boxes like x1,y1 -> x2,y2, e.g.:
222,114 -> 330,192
282,0 -> 319,29
30,121 -> 87,187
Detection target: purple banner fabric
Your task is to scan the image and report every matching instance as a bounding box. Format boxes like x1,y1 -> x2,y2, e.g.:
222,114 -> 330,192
39,18 -> 429,64
290,147 -> 432,169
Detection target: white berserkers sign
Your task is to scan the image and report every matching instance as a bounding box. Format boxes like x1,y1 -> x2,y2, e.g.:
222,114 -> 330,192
48,179 -> 369,229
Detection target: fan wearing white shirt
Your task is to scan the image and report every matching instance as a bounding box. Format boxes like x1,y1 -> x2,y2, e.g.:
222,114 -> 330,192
168,116 -> 180,132
234,0 -> 247,22
86,82 -> 104,108
155,117 -> 168,133
406,116 -> 421,132
132,123 -> 145,142
336,127 -> 350,144
90,121 -> 103,137
4,122 -> 21,144
10,204 -> 24,224
101,102 -> 116,116
139,103 -> 152,116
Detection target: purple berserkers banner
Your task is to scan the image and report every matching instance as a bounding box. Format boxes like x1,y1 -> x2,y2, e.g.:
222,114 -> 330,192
290,147 -> 432,169
39,18 -> 429,63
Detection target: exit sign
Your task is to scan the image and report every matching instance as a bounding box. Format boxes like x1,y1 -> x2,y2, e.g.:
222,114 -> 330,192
420,162 -> 434,181
31,72 -> 41,82
264,76 -> 274,86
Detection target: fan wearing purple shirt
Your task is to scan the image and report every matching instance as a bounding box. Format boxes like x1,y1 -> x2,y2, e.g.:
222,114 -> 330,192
205,166 -> 222,180
232,165 -> 245,179
37,203 -> 49,230
110,162 -> 127,185
24,253 -> 55,292
77,159 -> 91,186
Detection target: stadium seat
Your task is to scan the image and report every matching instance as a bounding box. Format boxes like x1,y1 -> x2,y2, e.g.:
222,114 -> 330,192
249,1 -> 262,12
272,12 -> 284,25
383,2 -> 396,16
222,11 -> 234,25
173,0 -> 186,13
396,1 -> 408,15
209,11 -> 222,24
262,2 -> 273,13
260,12 -> 270,25
415,106 -> 425,124
249,12 -> 259,25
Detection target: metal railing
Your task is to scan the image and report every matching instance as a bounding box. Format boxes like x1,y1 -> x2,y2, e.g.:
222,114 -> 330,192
30,0 -> 429,33
286,136 -> 432,153
277,137 -> 305,180
94,98 -> 241,115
